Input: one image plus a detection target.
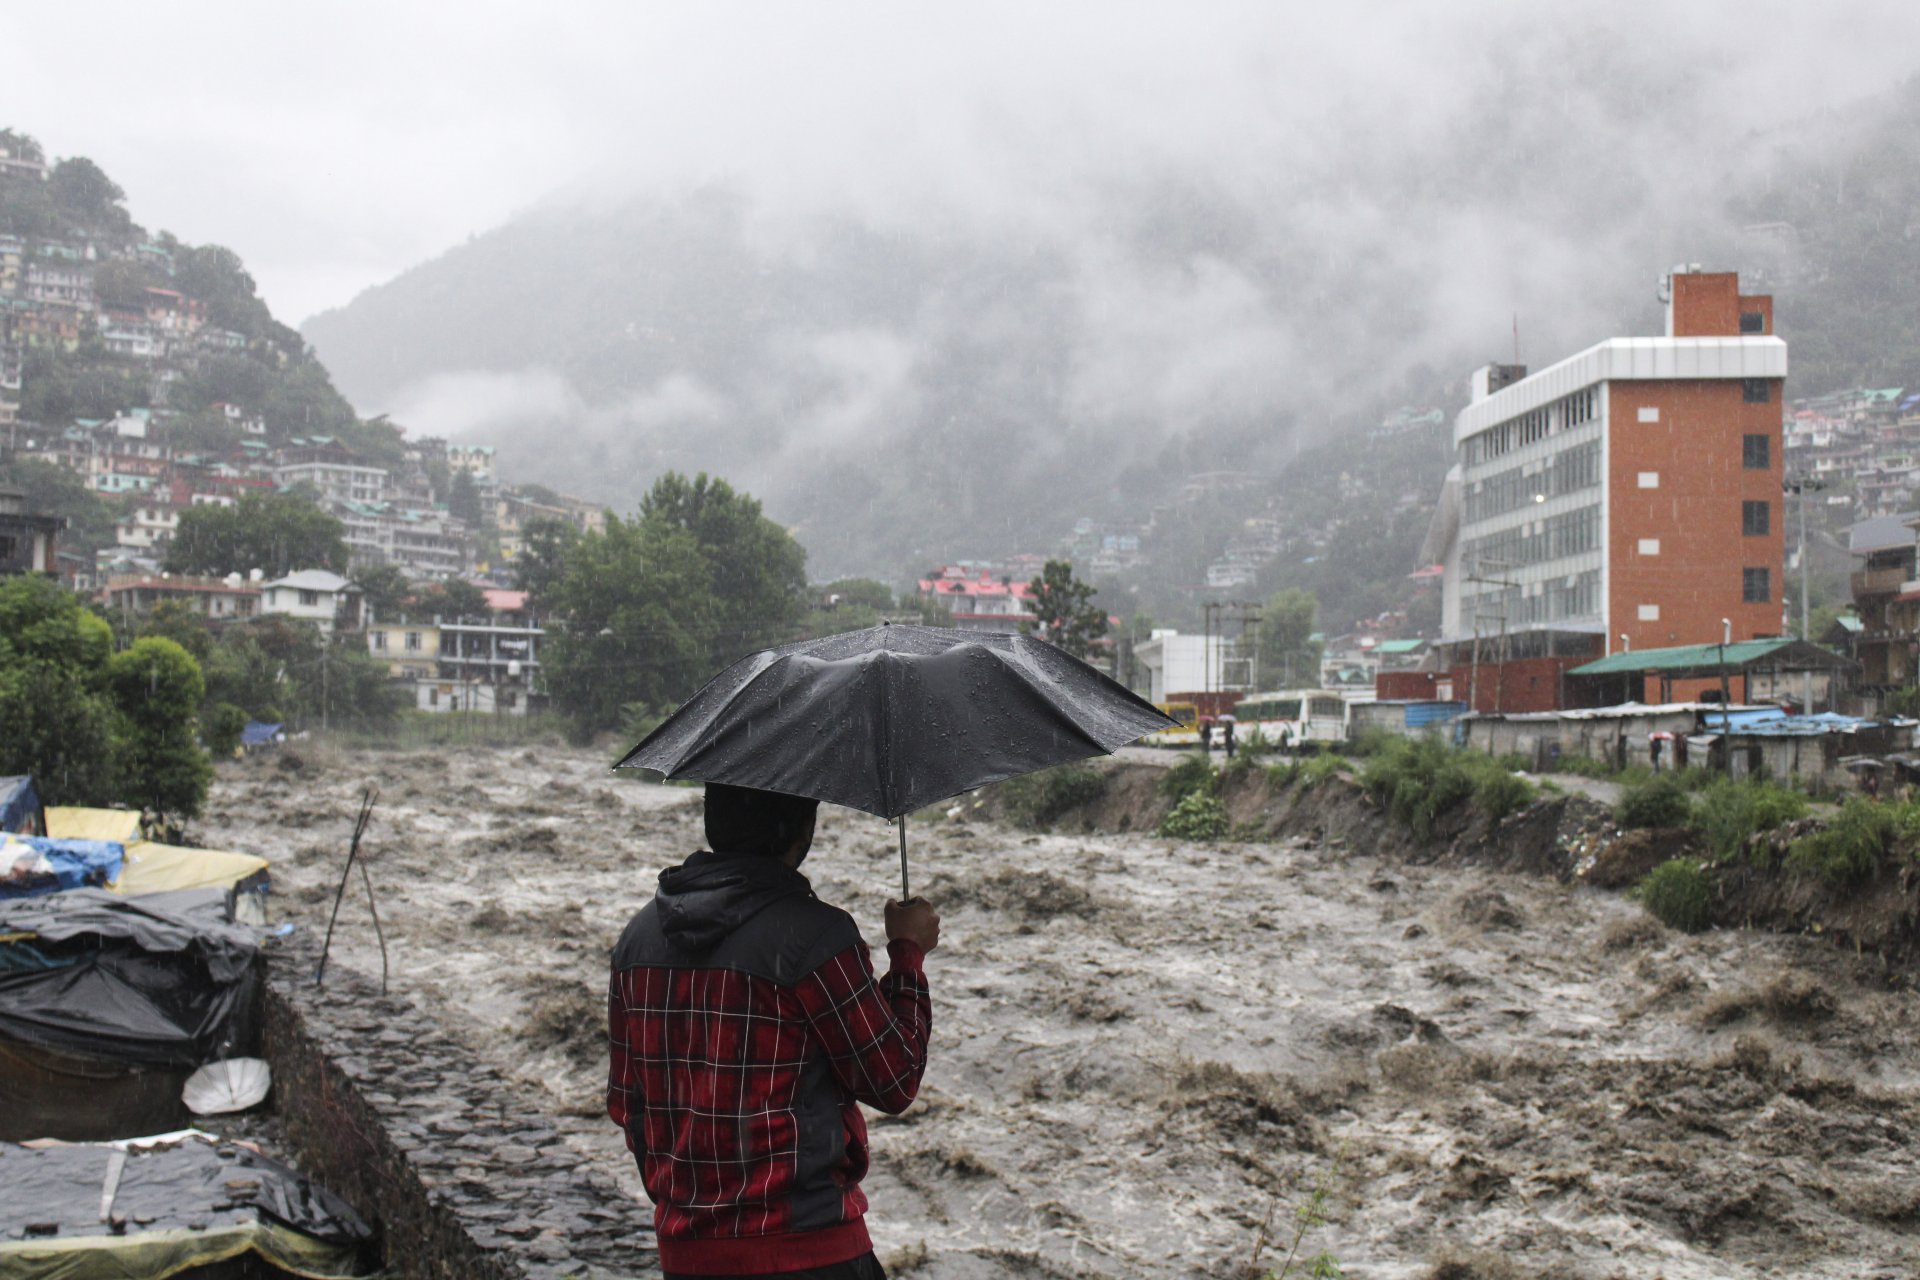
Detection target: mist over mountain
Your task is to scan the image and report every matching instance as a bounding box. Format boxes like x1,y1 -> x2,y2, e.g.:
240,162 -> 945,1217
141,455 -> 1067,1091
303,15 -> 1919,584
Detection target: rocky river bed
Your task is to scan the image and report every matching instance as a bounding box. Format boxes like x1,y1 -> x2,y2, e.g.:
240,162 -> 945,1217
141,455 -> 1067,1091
196,740 -> 1920,1279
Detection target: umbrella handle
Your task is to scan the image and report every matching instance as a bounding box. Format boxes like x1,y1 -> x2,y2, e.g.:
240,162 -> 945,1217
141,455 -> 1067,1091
897,815 -> 910,901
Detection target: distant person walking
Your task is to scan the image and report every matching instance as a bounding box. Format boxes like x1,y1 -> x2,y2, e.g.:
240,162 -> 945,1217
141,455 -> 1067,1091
1649,734 -> 1664,773
1222,719 -> 1237,760
1199,721 -> 1214,756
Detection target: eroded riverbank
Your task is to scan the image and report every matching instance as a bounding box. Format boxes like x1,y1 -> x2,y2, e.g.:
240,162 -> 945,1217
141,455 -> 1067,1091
198,742 -> 1920,1278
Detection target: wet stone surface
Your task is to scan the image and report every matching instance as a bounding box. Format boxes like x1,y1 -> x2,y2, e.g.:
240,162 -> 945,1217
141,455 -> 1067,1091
263,934 -> 656,1279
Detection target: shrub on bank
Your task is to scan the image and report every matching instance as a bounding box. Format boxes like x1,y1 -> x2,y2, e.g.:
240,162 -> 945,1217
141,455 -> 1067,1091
1637,858 -> 1711,932
1615,773 -> 1691,829
1159,790 -> 1229,841
1472,769 -> 1537,825
1691,776 -> 1809,864
999,762 -> 1108,829
1787,797 -> 1893,884
1160,754 -> 1218,804
1358,736 -> 1531,840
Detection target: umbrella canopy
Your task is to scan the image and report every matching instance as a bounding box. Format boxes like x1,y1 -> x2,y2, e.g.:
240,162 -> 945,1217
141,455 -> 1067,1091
616,624 -> 1175,820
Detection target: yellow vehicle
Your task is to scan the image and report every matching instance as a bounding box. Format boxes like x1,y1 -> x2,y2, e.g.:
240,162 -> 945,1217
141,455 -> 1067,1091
1145,700 -> 1200,747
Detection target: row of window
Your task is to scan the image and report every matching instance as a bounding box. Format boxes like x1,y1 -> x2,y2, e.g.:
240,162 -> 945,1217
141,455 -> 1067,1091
1462,442 -> 1602,523
1463,388 -> 1602,466
370,631 -> 429,652
1466,569 -> 1603,628
1463,504 -> 1601,572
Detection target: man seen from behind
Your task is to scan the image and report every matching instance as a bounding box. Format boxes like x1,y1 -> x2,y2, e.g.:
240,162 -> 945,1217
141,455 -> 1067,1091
609,783 -> 939,1279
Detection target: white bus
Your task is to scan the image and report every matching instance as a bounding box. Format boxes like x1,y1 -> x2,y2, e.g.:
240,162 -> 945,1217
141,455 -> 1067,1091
1232,690 -> 1352,749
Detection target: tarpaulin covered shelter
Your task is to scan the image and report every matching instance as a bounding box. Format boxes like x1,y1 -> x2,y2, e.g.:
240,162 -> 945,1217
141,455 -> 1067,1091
0,890 -> 262,1141
0,775 -> 43,835
240,721 -> 284,748
0,1132 -> 374,1278
43,806 -> 142,844
40,808 -> 271,908
1,835 -> 126,899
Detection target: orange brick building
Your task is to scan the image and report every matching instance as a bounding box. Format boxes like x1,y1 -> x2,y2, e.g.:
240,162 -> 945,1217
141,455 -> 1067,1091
1431,267 -> 1787,711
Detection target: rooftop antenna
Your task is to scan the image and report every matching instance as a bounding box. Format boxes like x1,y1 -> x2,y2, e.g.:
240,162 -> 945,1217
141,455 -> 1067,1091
1512,313 -> 1520,365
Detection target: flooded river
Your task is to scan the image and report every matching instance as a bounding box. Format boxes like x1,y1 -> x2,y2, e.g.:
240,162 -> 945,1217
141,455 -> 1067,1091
199,741 -> 1920,1279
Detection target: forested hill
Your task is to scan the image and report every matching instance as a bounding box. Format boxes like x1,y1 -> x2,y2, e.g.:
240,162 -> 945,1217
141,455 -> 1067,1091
0,127 -> 387,463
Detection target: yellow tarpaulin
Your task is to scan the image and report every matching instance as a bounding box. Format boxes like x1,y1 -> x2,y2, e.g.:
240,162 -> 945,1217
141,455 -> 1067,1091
110,842 -> 269,897
41,807 -> 141,844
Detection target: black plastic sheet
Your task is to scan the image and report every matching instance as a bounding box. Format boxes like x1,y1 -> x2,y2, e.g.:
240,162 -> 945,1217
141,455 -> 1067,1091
0,890 -> 259,1068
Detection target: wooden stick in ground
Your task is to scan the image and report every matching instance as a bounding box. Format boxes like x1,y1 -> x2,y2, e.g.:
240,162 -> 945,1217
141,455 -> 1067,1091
357,854 -> 389,995
315,786 -> 377,987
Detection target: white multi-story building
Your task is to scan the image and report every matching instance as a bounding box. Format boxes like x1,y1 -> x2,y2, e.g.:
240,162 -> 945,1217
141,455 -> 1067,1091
274,458 -> 388,505
1431,268 -> 1788,658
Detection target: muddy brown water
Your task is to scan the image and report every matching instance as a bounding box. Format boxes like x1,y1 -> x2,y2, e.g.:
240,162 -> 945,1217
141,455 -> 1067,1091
198,743 -> 1920,1279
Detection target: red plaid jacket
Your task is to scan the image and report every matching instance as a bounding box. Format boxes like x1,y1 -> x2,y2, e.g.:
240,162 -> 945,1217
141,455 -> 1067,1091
609,853 -> 931,1276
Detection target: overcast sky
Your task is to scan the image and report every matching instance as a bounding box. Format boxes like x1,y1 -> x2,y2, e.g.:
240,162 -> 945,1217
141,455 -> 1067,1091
9,2 -> 1920,328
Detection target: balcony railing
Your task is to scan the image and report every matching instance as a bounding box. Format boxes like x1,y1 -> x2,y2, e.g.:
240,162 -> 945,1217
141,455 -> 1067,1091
1852,566 -> 1909,597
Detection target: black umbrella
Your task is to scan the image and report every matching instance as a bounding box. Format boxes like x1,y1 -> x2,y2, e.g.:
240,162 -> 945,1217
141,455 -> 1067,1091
615,623 -> 1176,895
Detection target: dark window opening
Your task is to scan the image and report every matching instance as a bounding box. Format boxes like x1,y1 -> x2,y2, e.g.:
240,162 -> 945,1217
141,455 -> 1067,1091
1743,378 -> 1771,404
1743,434 -> 1771,469
1743,500 -> 1771,537
1743,567 -> 1771,603
1739,311 -> 1765,334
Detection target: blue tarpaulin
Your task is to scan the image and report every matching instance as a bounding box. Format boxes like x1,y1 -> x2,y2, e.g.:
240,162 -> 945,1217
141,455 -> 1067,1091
0,777 -> 40,835
239,722 -> 283,747
0,836 -> 126,898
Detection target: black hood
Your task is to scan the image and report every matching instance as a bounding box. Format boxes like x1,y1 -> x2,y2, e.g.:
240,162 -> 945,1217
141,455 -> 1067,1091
655,851 -> 813,954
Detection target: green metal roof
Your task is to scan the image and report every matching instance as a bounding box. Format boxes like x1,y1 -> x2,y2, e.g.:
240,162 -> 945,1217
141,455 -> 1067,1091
1372,639 -> 1427,654
1570,638 -> 1848,678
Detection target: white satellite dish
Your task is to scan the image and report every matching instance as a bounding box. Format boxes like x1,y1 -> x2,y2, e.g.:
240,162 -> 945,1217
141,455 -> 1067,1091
182,1058 -> 271,1115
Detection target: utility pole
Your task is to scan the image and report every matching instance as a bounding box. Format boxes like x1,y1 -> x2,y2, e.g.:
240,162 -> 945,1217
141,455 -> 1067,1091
1465,560 -> 1520,714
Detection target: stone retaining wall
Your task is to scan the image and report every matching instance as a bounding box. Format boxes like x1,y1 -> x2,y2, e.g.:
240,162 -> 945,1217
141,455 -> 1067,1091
262,935 -> 657,1279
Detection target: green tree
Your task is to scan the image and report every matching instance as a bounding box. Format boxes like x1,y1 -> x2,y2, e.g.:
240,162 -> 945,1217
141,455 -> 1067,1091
105,637 -> 212,820
447,467 -> 484,525
1023,559 -> 1109,659
1257,588 -> 1322,689
165,491 -> 347,578
18,346 -> 150,424
542,473 -> 807,733
47,157 -> 133,236
805,577 -> 894,634
428,578 -> 490,621
351,562 -> 415,624
513,516 -> 579,609
0,576 -> 119,805
137,599 -> 213,661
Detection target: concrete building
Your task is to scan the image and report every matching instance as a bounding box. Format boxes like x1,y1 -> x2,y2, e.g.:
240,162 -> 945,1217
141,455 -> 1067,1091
916,566 -> 1037,634
0,487 -> 64,577
259,569 -> 358,634
1433,268 -> 1788,672
366,621 -> 441,679
1133,630 -> 1248,705
101,574 -> 259,619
